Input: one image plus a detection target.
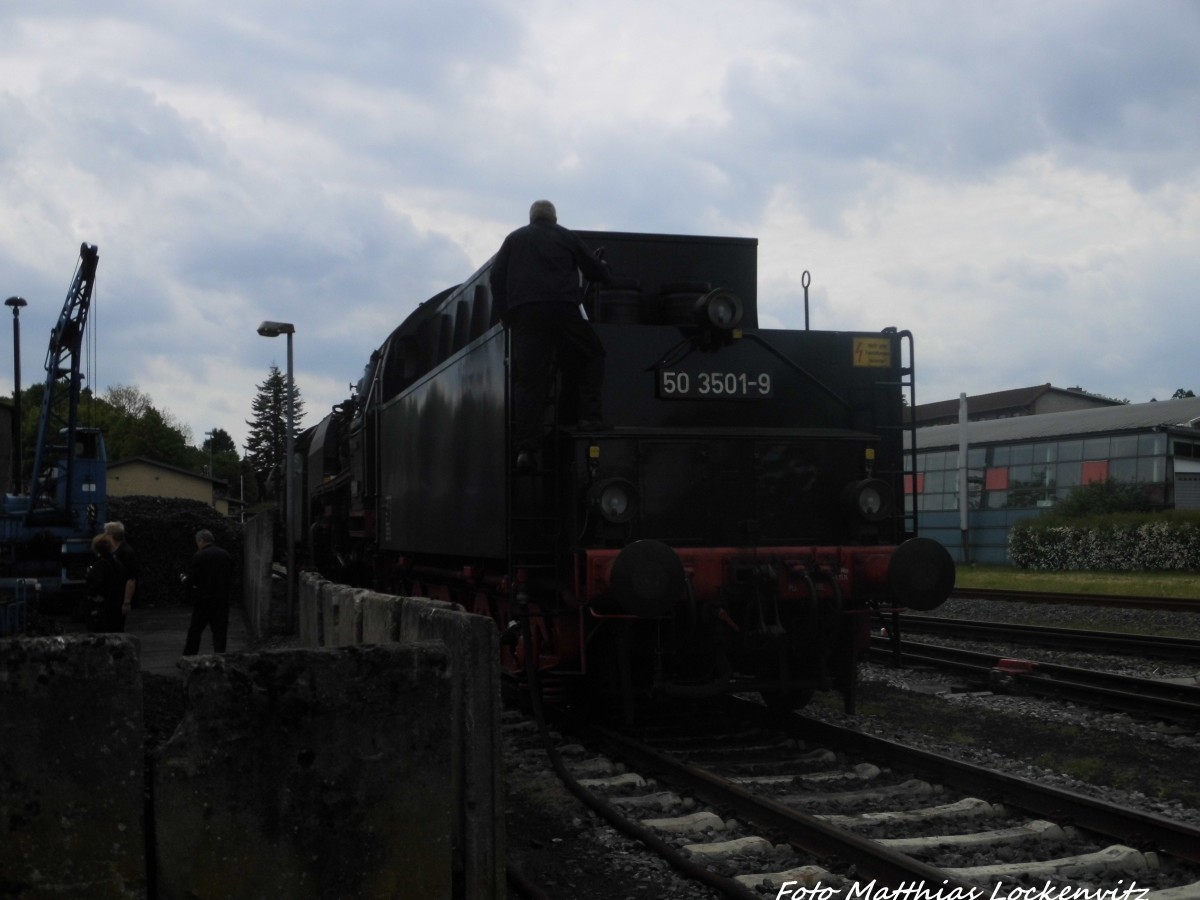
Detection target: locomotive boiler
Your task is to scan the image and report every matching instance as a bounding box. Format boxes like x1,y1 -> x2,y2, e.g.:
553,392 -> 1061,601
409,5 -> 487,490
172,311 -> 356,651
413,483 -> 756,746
299,230 -> 954,713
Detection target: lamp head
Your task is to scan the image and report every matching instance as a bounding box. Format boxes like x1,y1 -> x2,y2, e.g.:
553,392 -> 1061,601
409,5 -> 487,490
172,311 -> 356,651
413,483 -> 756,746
257,320 -> 295,337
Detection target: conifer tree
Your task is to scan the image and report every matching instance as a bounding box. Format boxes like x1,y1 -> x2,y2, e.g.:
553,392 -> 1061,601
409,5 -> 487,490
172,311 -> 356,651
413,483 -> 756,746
244,364 -> 305,501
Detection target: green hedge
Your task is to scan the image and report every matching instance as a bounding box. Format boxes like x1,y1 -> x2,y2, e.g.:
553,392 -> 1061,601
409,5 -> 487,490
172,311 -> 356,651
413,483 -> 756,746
1009,510 -> 1200,570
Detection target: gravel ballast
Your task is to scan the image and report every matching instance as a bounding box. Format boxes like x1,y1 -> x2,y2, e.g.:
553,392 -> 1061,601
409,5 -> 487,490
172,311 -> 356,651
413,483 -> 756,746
506,597 -> 1200,896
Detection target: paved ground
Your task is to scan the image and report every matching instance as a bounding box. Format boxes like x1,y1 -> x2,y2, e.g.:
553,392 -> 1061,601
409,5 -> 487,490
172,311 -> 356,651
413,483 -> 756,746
126,606 -> 253,678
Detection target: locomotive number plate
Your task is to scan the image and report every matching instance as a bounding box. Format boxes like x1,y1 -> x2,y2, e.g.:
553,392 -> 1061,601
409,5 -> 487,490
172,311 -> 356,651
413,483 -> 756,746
658,370 -> 772,399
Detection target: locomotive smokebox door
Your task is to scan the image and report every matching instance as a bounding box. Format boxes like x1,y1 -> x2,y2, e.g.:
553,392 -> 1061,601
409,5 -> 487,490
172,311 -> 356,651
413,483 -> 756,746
609,539 -> 686,617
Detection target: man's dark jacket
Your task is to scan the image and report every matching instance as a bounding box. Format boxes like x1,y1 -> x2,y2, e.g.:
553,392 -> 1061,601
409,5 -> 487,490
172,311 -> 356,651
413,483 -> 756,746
187,544 -> 234,605
490,219 -> 609,316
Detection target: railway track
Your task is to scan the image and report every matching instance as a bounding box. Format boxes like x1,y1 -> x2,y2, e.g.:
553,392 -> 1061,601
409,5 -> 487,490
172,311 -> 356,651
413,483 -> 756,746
869,602 -> 1200,723
867,636 -> 1200,724
891,615 -> 1200,661
949,587 -> 1200,613
508,699 -> 1200,898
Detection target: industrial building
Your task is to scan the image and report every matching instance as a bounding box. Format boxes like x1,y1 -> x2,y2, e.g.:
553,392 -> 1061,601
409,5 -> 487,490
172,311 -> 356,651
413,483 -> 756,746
911,391 -> 1200,564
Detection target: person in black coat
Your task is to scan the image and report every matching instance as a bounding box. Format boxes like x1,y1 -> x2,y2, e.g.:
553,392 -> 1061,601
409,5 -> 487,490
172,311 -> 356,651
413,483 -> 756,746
85,533 -> 127,632
490,199 -> 612,471
104,520 -> 138,620
181,529 -> 235,655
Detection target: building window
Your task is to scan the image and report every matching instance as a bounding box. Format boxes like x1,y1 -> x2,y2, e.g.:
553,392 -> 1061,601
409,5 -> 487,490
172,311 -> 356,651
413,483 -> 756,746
923,427 -> 1187,514
1110,458 -> 1137,482
1032,442 -> 1057,464
1138,457 -> 1166,484
1029,464 -> 1055,488
922,451 -> 947,471
1138,433 -> 1166,455
985,468 -> 1009,490
1057,462 -> 1081,487
1110,435 -> 1138,458
1010,444 -> 1033,465
1058,440 -> 1082,461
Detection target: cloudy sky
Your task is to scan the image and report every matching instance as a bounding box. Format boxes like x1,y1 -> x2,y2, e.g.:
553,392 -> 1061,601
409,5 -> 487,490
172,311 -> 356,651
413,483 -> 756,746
1,1 -> 1198,449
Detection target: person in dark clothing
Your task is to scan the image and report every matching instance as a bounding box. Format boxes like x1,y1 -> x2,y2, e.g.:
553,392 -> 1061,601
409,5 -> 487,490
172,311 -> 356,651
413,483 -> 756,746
104,520 -> 138,621
490,199 -> 611,471
86,533 -> 127,632
182,529 -> 235,655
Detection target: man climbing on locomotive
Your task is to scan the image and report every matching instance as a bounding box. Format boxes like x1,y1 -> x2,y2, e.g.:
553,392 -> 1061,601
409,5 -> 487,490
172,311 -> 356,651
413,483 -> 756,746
490,199 -> 611,472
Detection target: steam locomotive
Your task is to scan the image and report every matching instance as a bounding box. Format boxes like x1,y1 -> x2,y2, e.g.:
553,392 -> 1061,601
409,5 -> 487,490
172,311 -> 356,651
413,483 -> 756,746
297,230 -> 954,714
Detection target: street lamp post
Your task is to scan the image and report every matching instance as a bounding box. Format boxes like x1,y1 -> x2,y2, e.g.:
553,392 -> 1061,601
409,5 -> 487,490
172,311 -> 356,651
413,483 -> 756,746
5,296 -> 28,495
257,320 -> 296,633
205,428 -> 217,477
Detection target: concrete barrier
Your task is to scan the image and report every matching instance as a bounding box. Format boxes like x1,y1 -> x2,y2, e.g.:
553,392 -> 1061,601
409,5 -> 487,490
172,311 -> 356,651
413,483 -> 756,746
3,603 -> 492,899
334,588 -> 365,647
1,634 -> 146,898
154,642 -> 453,899
241,510 -> 275,638
361,589 -> 402,643
319,579 -> 338,647
297,569 -> 322,646
299,575 -> 506,900
398,597 -> 506,900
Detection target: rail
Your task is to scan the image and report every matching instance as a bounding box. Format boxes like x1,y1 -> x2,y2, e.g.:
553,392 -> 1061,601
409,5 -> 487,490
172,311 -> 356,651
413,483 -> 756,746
867,637 -> 1200,723
894,614 -> 1200,660
950,586 -> 1200,612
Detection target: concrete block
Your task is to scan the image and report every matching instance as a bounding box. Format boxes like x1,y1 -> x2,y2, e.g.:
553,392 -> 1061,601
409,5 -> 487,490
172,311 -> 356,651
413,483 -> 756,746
361,591 -> 401,644
333,586 -> 364,647
0,634 -> 146,898
398,599 -> 505,900
242,510 -> 275,639
153,642 -> 453,900
317,579 -> 336,647
296,563 -> 321,647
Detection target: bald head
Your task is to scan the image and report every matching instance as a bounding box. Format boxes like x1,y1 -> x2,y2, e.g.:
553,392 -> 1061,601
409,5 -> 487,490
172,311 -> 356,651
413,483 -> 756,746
529,199 -> 557,223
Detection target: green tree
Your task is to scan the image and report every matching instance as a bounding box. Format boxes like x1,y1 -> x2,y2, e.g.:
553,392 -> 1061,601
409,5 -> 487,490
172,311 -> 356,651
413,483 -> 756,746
199,427 -> 245,499
204,427 -> 237,456
244,364 -> 305,501
1172,388 -> 1196,399
1052,478 -> 1152,518
92,385 -> 192,466
15,381 -> 253,496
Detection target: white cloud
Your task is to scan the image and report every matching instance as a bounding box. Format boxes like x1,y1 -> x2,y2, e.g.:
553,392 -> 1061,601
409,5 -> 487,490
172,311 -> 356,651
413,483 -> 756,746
1,0 -> 1198,449
756,153 -> 1200,404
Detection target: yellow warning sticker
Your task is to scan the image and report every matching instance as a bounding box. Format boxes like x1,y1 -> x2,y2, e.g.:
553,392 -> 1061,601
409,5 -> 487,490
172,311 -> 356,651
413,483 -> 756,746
853,337 -> 892,367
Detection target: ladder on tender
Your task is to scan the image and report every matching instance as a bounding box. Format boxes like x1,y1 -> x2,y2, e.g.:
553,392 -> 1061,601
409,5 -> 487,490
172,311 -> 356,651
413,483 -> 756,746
505,345 -> 568,607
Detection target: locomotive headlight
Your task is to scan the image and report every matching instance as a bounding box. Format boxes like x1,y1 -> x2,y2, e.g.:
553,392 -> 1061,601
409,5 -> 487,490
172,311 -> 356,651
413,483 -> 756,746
590,478 -> 638,524
843,478 -> 892,523
692,289 -> 744,332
